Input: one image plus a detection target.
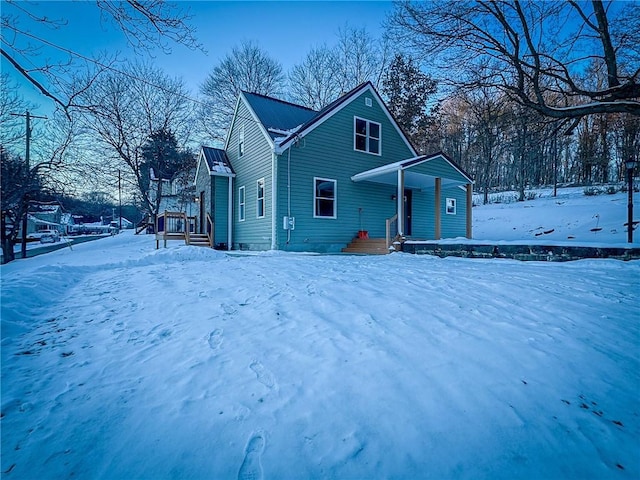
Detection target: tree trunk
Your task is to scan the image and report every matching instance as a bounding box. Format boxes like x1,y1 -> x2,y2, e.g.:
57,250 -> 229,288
1,212 -> 15,264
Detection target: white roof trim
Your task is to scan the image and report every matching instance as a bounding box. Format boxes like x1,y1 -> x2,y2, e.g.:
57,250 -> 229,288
276,83 -> 417,157
229,92 -> 275,151
193,149 -> 206,185
351,154 -> 473,190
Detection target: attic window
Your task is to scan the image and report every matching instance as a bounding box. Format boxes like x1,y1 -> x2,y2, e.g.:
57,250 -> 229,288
365,97 -> 372,107
238,125 -> 245,158
354,117 -> 380,155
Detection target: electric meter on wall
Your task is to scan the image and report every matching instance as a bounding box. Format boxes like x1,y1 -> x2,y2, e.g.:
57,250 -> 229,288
283,216 -> 295,230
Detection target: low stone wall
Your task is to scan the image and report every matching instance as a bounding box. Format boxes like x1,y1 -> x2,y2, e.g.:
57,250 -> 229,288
402,242 -> 640,262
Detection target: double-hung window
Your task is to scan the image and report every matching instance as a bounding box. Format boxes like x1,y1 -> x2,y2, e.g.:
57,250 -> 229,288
446,198 -> 457,215
238,186 -> 245,221
314,177 -> 336,218
354,117 -> 380,155
256,178 -> 265,218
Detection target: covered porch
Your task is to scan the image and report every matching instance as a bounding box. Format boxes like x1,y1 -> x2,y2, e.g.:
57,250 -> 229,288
351,153 -> 474,249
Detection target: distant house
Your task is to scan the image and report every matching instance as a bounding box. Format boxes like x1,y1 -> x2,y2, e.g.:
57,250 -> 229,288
149,167 -> 197,218
24,203 -> 63,236
194,81 -> 473,252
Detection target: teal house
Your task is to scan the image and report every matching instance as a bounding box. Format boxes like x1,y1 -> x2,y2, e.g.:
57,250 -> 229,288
194,82 -> 473,253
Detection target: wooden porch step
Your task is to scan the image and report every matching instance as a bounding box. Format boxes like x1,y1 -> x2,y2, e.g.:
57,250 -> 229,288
342,237 -> 391,255
187,234 -> 211,247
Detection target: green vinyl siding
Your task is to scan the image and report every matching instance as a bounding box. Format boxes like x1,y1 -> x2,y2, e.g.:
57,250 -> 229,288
276,90 -> 413,251
213,176 -> 229,247
228,99 -> 273,250
440,186 -> 467,239
194,156 -> 211,233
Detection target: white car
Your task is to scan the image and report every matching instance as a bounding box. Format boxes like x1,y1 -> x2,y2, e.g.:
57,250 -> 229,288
29,229 -> 61,243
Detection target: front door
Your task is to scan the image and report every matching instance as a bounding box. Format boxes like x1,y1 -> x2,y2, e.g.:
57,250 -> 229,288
404,189 -> 412,236
199,191 -> 205,234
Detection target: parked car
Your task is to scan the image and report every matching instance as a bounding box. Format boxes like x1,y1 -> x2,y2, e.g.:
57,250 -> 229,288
29,229 -> 61,243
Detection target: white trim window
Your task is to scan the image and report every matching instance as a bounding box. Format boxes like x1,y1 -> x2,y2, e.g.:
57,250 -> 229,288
314,177 -> 337,218
446,198 -> 457,215
238,186 -> 246,221
238,124 -> 245,158
256,178 -> 265,218
354,117 -> 381,155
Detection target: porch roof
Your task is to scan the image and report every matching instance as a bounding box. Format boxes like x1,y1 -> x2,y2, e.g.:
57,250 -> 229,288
350,152 -> 473,190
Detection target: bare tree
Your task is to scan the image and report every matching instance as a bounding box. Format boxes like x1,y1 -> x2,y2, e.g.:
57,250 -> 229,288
75,61 -> 195,220
335,25 -> 392,94
464,88 -> 511,203
1,0 -> 200,114
1,110 -> 74,263
289,46 -> 341,110
200,41 -> 285,142
390,1 -> 640,132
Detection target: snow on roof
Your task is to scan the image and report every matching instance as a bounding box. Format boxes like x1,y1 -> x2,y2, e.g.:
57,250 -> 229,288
201,146 -> 235,176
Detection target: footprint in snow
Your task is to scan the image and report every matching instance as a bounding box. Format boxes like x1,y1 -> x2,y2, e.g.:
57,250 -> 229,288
238,432 -> 266,480
250,361 -> 277,389
208,329 -> 223,352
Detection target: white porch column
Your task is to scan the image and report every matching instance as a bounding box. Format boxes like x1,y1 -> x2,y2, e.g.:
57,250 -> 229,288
227,176 -> 233,250
435,177 -> 441,240
466,183 -> 473,239
397,168 -> 405,236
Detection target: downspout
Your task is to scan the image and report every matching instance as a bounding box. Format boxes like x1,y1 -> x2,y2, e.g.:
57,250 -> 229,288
227,176 -> 232,250
287,146 -> 291,244
271,151 -> 277,250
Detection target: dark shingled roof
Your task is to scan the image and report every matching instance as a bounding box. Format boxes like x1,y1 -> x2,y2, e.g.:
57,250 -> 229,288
202,146 -> 234,175
242,92 -> 317,140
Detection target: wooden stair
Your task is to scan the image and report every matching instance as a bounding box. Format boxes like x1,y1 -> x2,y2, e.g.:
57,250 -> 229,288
187,233 -> 211,247
342,237 -> 391,255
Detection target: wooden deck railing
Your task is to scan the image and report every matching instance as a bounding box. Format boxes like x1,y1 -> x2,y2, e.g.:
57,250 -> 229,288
206,213 -> 213,248
386,213 -> 398,251
156,211 -> 188,248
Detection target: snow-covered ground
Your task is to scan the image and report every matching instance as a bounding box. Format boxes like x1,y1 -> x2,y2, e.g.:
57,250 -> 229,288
472,187 -> 639,247
1,190 -> 639,479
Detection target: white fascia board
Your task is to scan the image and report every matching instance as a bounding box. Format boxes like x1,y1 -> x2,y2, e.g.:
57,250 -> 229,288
367,84 -> 418,157
237,92 -> 275,150
193,149 -> 207,185
278,84 -> 417,157
404,153 -> 475,184
351,160 -> 404,182
223,95 -> 243,151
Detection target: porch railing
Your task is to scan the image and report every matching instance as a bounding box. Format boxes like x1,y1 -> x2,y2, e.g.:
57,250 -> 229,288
386,213 -> 398,251
155,211 -> 188,248
206,213 -> 213,248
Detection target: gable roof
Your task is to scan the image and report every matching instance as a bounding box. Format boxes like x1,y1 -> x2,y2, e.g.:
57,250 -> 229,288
351,151 -> 473,188
195,146 -> 235,181
274,82 -> 417,156
242,92 -> 317,141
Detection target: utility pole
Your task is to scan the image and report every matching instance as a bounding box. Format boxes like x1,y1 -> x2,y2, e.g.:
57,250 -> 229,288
10,110 -> 47,258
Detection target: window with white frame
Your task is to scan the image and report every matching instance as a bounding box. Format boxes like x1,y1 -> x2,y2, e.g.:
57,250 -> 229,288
446,198 -> 457,215
256,178 -> 265,218
238,186 -> 245,221
314,177 -> 336,218
354,117 -> 380,155
238,124 -> 245,157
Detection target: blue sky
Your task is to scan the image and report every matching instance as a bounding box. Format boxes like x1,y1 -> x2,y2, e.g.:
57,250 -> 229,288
3,1 -> 394,112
